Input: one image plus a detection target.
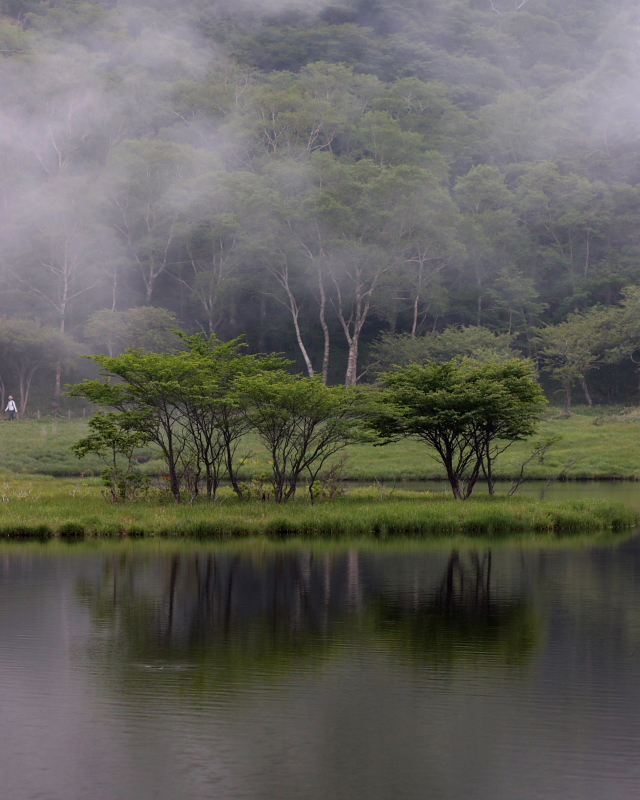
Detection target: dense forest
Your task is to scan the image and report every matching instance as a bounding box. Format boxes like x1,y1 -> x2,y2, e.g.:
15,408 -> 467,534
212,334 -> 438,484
2,0 -> 640,411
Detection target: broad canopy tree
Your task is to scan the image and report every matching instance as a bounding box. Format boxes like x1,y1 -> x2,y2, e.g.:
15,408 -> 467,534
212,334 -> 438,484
537,307 -> 614,413
69,333 -> 365,503
0,318 -> 77,415
69,335 -> 286,502
84,307 -> 180,357
370,358 -> 546,499
239,372 -> 364,502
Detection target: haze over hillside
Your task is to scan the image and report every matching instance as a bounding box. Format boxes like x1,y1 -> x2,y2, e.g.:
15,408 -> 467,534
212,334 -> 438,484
1,0 -> 640,405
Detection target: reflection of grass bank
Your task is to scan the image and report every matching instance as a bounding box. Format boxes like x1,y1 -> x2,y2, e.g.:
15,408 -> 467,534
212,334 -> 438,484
0,529 -> 635,555
3,409 -> 640,480
0,479 -> 634,538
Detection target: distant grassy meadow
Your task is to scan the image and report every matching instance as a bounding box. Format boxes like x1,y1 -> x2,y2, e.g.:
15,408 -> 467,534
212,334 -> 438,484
1,406 -> 640,481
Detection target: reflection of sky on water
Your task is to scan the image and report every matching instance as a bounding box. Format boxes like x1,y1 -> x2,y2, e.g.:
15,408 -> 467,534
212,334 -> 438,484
0,540 -> 639,799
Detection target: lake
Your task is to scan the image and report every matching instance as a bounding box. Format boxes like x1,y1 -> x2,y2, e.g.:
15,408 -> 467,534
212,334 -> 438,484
2,494 -> 640,798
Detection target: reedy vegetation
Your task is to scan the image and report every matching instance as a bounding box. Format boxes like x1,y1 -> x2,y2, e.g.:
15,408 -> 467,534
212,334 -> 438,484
0,477 -> 634,538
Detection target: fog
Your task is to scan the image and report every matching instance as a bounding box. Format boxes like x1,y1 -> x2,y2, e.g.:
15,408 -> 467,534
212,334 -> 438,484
1,0 -> 640,404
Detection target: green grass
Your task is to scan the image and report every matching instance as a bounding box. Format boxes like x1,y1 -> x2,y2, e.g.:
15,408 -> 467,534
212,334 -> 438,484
3,405 -> 640,481
2,529 -> 633,556
0,477 -> 633,539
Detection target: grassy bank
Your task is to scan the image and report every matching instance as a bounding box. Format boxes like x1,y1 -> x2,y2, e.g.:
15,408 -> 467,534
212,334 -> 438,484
0,478 -> 634,539
2,407 -> 640,481
3,529 -> 634,555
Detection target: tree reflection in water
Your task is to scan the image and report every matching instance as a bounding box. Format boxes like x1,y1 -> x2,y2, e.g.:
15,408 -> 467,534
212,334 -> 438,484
374,550 -> 542,669
76,547 -> 542,690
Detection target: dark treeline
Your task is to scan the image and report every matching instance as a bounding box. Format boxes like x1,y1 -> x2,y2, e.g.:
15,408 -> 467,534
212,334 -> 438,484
2,0 -> 640,407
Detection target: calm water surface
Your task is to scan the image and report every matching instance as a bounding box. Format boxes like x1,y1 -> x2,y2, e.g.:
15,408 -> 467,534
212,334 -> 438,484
2,515 -> 640,798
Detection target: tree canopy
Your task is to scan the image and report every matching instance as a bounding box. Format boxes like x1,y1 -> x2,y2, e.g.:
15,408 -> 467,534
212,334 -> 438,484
370,359 -> 547,498
3,0 -> 640,408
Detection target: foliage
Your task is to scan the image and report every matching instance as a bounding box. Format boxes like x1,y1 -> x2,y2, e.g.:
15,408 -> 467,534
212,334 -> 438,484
68,335 -> 288,501
0,318 -> 77,414
83,307 -> 180,357
369,327 -> 514,375
5,0 -> 640,403
169,333 -> 286,500
68,351 -> 194,501
238,373 -> 365,503
72,412 -> 151,502
370,359 -> 547,499
537,308 -> 614,413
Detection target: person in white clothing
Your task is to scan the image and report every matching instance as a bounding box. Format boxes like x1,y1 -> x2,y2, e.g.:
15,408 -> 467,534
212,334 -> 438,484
5,396 -> 17,421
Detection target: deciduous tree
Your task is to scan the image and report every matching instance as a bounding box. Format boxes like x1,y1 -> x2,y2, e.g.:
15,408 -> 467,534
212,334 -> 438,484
370,359 -> 546,499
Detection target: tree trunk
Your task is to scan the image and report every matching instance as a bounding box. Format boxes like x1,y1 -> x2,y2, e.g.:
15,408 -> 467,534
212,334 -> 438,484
332,269 -> 377,387
447,472 -> 464,500
345,339 -> 359,386
565,385 -> 572,416
111,267 -> 118,311
581,377 -> 593,406
258,295 -> 267,352
52,362 -> 61,417
22,373 -> 35,416
292,313 -> 314,377
463,462 -> 482,499
272,262 -> 315,377
485,445 -> 495,497
169,464 -> 181,502
225,442 -> 245,500
411,294 -> 420,338
318,271 -> 330,384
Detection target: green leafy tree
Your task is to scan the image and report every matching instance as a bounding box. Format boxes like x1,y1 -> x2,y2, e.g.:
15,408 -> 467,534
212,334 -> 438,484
0,317 -> 77,414
538,309 -> 612,413
105,139 -> 204,305
84,307 -> 180,357
370,359 -> 546,499
515,163 -> 612,311
68,351 -> 195,502
239,373 -> 364,503
69,335 -> 287,502
72,412 -> 151,502
454,165 -> 531,330
172,333 -> 287,500
7,176 -> 108,409
369,326 -> 514,375
601,287 -> 640,372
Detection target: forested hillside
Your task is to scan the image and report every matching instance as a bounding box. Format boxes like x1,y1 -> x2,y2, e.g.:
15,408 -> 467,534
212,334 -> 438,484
2,0 -> 640,409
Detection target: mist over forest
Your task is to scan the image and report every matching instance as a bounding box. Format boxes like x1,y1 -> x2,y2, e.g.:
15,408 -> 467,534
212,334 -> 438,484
2,0 -> 640,411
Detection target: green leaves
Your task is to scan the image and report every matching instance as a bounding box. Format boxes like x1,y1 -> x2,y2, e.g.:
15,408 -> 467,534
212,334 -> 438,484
239,373 -> 365,502
69,334 -> 292,502
370,359 -> 546,499
72,412 -> 151,502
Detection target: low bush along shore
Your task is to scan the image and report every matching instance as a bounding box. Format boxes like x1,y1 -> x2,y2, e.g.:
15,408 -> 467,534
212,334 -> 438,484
0,479 -> 634,539
4,407 -> 640,481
